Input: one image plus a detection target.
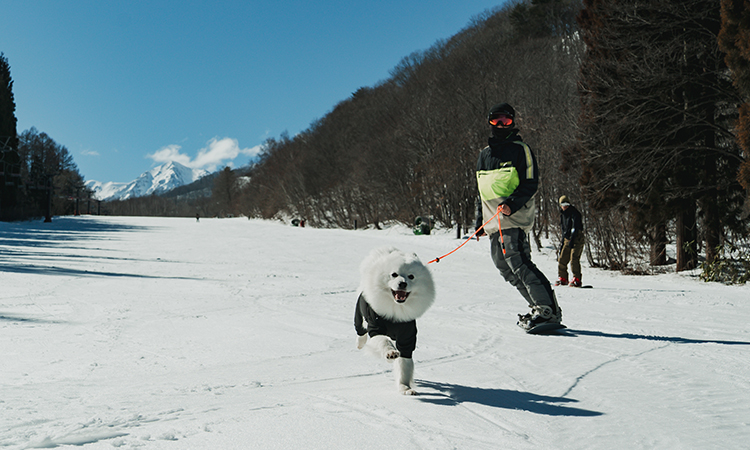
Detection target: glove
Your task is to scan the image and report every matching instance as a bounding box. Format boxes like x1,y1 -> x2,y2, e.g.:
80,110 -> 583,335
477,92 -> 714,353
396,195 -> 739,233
475,227 -> 486,238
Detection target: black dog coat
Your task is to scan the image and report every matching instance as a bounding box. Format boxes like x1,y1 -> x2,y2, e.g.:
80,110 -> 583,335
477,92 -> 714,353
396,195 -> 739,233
354,293 -> 417,358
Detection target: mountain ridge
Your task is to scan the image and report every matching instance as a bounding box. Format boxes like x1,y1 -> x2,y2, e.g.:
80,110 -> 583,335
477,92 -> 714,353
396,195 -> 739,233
86,161 -> 209,201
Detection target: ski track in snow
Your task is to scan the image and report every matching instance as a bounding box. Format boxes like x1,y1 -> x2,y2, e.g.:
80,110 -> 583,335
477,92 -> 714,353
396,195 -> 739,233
1,216 -> 749,449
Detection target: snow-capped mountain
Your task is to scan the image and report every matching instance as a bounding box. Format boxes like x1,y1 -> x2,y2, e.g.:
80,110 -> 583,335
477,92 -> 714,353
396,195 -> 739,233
86,161 -> 209,201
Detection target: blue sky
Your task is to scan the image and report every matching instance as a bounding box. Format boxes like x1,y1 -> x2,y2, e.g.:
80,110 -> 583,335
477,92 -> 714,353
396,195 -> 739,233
2,0 -> 506,183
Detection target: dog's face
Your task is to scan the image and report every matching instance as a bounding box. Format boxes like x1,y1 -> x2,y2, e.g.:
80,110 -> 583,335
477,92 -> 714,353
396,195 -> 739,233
386,261 -> 422,304
360,247 -> 435,321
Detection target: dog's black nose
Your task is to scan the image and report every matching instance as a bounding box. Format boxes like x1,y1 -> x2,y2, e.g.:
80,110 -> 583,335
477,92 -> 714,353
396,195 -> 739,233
398,281 -> 407,290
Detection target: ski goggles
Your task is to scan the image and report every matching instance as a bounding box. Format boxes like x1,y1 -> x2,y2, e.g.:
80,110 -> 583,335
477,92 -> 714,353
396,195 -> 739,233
488,113 -> 514,127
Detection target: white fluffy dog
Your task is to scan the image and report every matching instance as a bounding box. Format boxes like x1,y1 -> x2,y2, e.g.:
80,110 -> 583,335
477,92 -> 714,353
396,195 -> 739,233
354,246 -> 435,395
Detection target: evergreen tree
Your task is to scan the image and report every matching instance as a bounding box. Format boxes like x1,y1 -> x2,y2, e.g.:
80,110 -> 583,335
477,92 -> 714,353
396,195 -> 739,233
0,52 -> 21,219
212,166 -> 238,217
577,0 -> 745,270
718,0 -> 750,215
0,53 -> 15,144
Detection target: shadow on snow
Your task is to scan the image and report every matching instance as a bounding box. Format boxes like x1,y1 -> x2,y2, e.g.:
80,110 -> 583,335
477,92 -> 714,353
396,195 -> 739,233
0,263 -> 198,279
0,215 -> 151,240
0,314 -> 65,324
0,216 -> 151,250
416,380 -> 603,417
560,329 -> 750,346
0,216 -> 196,279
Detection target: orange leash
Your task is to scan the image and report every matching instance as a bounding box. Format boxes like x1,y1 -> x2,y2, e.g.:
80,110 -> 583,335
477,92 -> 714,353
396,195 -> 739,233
427,206 -> 503,264
497,205 -> 506,255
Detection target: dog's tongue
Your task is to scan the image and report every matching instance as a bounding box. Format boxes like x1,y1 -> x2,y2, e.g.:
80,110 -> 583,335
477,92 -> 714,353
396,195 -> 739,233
393,290 -> 408,303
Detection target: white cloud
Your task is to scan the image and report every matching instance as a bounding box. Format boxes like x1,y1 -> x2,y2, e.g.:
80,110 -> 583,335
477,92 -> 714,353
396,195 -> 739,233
147,138 -> 261,172
147,144 -> 192,166
81,149 -> 100,156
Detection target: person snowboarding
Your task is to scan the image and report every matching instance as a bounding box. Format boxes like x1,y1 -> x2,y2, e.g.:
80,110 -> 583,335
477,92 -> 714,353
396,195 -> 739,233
474,103 -> 563,333
556,195 -> 585,287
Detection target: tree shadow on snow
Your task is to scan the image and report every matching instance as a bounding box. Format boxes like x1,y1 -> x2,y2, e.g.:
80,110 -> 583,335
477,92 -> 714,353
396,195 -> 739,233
0,314 -> 65,324
416,380 -> 603,417
0,216 -> 152,247
560,329 -> 750,346
0,263 -> 199,279
0,217 -> 177,277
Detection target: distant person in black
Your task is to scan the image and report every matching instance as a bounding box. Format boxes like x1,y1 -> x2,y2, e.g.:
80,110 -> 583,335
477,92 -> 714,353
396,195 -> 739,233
556,195 -> 584,287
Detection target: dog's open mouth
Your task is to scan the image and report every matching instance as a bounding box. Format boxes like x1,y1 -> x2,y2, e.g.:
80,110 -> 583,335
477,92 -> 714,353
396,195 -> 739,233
392,290 -> 410,303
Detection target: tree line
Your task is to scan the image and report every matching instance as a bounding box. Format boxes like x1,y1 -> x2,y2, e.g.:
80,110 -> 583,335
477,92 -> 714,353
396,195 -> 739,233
239,0 -> 749,279
576,0 -> 748,280
99,166 -> 248,218
3,1 -> 748,281
244,0 -> 583,241
0,53 -> 89,221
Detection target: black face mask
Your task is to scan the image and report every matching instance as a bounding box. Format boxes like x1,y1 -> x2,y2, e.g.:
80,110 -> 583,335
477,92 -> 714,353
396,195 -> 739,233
491,126 -> 515,140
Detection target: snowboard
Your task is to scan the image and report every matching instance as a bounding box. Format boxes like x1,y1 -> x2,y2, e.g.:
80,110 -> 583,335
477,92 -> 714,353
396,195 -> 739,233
554,282 -> 593,288
519,321 -> 567,334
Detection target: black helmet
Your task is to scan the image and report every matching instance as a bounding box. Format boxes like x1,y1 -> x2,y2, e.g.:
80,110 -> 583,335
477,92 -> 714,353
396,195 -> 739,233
488,103 -> 515,120
488,103 -> 516,128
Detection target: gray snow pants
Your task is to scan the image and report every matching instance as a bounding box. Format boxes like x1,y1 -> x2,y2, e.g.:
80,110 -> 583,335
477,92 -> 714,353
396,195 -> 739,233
490,228 -> 557,312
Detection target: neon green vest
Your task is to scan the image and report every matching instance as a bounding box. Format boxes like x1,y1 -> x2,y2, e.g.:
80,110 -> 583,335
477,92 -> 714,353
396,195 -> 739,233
476,141 -> 533,202
476,163 -> 519,201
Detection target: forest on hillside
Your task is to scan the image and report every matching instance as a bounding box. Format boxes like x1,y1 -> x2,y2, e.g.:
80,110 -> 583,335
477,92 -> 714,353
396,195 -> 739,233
3,0 -> 749,281
248,1 -> 584,231
239,0 -> 750,280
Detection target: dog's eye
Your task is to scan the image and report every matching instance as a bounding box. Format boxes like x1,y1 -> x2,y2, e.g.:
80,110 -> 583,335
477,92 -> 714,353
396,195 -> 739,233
391,273 -> 398,278
408,274 -> 414,280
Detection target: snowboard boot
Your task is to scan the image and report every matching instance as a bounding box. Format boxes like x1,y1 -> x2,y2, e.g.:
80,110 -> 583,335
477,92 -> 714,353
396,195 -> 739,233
517,310 -> 533,327
554,277 -> 568,286
518,303 -> 562,331
570,277 -> 582,287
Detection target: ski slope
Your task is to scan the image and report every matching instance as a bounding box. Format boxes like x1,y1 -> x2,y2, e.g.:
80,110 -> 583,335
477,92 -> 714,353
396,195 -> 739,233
1,216 -> 749,449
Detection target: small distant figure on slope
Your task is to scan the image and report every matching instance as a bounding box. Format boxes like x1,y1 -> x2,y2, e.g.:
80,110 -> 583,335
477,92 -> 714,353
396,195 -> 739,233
556,195 -> 585,288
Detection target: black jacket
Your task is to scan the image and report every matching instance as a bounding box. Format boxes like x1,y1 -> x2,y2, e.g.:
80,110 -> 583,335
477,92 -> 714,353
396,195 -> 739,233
560,205 -> 583,244
354,294 -> 417,359
475,129 -> 539,232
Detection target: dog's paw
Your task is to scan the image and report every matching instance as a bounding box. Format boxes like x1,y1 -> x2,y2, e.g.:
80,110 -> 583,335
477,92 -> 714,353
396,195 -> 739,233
356,334 -> 368,349
385,349 -> 400,360
399,385 -> 418,396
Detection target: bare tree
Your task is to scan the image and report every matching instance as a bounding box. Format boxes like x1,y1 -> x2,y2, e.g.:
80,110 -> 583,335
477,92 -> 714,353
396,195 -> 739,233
240,1 -> 585,237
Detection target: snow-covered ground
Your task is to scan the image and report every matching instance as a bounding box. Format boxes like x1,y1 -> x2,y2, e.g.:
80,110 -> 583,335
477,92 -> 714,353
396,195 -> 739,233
1,216 -> 748,449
